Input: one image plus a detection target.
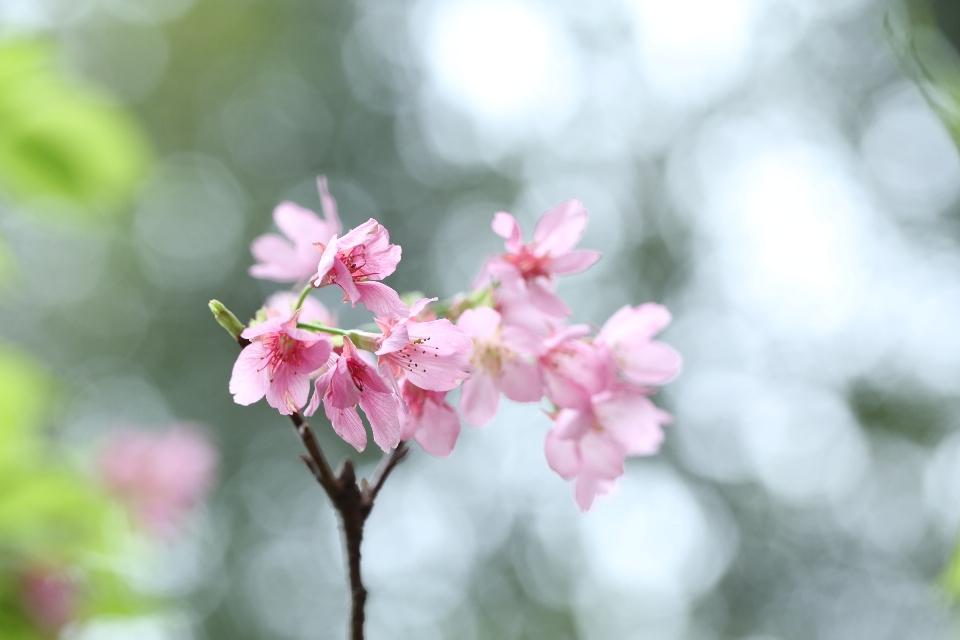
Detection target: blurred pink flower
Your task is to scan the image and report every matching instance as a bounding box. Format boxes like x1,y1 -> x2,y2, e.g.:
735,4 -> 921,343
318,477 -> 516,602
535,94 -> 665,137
250,176 -> 342,283
230,311 -> 333,415
314,218 -> 406,318
375,297 -> 472,392
99,426 -> 218,535
266,290 -> 337,327
597,303 -> 682,386
456,307 -> 542,427
538,325 -> 615,410
306,337 -> 403,452
544,386 -> 671,511
19,567 -> 76,633
399,381 -> 461,457
478,200 -> 601,323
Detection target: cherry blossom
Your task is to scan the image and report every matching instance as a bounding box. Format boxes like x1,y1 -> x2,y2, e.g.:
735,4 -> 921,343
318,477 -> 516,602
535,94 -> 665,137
19,567 -> 76,633
399,380 -> 461,457
306,337 -> 403,452
597,303 -> 682,386
456,306 -> 542,427
376,298 -> 472,392
478,199 -> 601,322
99,426 -> 218,535
314,219 -> 406,318
230,310 -> 333,415
544,385 -> 672,510
538,325 -> 615,409
250,176 -> 341,283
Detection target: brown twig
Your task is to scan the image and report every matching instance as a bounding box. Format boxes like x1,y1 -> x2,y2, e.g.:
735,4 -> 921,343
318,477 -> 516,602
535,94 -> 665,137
232,333 -> 408,640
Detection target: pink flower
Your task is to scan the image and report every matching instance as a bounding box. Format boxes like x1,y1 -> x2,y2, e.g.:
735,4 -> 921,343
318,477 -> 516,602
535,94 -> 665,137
456,307 -> 542,427
19,567 -> 77,633
230,311 -> 333,415
597,303 -> 681,386
250,176 -> 342,282
266,291 -> 336,327
376,298 -> 472,392
314,218 -> 407,318
544,386 -> 671,511
306,337 -> 403,452
99,426 -> 218,535
399,380 -> 461,457
479,199 -> 601,321
538,325 -> 615,409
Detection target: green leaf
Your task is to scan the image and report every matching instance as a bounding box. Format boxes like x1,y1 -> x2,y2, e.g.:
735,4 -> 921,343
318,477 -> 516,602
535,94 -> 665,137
886,2 -> 960,149
0,39 -> 151,219
0,347 -> 55,464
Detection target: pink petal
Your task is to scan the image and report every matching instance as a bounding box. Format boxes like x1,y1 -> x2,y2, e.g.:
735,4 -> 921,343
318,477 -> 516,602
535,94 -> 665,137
328,354 -> 361,409
408,297 -> 438,318
579,431 -> 626,479
456,307 -> 501,340
332,256 -> 361,304
595,392 -> 667,456
325,404 -> 367,451
408,319 -> 473,356
599,303 -> 672,345
500,356 -> 542,403
414,396 -> 461,457
532,199 -> 588,257
274,201 -> 332,246
552,408 -> 593,440
544,429 -> 580,479
229,343 -> 271,405
360,390 -> 402,452
574,474 -> 617,511
355,281 -> 407,318
549,250 -> 601,276
265,366 -> 310,415
459,372 -> 500,427
249,234 -> 304,282
376,322 -> 410,356
527,277 -> 571,318
316,176 -> 342,236
500,325 -> 543,356
492,211 -> 523,252
300,338 -> 335,374
305,368 -> 335,417
619,341 -> 682,386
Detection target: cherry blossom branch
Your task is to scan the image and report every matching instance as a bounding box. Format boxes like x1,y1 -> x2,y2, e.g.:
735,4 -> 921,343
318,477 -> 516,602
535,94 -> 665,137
213,308 -> 407,640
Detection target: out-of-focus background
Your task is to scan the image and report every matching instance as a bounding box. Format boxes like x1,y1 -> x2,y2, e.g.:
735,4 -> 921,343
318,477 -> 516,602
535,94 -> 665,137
3,0 -> 960,638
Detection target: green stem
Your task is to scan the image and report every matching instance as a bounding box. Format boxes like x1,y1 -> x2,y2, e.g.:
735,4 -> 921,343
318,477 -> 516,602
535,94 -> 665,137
298,322 -> 349,336
294,283 -> 314,311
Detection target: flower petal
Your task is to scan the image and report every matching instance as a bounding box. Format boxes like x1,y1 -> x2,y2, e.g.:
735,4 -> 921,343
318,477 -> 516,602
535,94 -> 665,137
229,343 -> 271,406
414,396 -> 461,457
544,429 -> 580,479
355,281 -> 407,319
492,211 -> 523,253
501,356 -> 542,403
325,404 -> 367,451
459,372 -> 500,427
361,390 -> 402,452
316,175 -> 342,236
532,199 -> 588,257
549,250 -> 601,275
456,307 -> 501,340
619,341 -> 682,386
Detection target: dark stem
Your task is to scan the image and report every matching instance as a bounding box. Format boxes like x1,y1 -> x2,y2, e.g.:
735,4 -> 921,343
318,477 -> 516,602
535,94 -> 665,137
234,334 -> 408,640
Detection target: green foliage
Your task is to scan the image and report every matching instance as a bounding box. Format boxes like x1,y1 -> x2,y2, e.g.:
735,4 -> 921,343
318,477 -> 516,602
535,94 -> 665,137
0,346 -> 158,630
0,38 -> 151,220
887,2 -> 960,149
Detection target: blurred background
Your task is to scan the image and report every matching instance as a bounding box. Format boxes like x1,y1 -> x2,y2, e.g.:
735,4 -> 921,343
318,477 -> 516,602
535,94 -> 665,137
3,0 -> 960,638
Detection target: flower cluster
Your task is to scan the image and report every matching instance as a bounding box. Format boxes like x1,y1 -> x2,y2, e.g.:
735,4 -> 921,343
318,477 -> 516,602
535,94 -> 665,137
225,178 -> 680,510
